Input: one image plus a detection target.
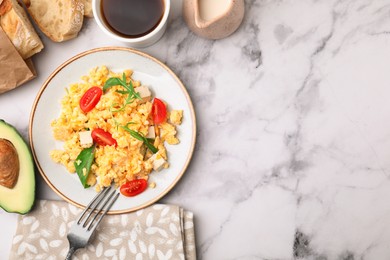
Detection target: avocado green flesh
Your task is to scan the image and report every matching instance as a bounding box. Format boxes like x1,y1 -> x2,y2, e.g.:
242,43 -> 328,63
0,120 -> 35,214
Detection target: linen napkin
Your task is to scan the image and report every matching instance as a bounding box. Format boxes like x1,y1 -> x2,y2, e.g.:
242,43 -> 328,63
9,200 -> 196,260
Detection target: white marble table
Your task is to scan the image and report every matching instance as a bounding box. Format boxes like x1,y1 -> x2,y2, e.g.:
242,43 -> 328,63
2,0 -> 390,259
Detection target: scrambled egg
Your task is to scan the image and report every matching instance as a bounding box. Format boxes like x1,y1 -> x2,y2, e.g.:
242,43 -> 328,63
50,66 -> 183,191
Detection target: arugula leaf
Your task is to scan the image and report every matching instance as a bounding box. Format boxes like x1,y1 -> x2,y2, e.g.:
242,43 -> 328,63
103,77 -> 122,92
74,145 -> 95,188
115,90 -> 128,94
120,124 -> 158,153
103,73 -> 142,111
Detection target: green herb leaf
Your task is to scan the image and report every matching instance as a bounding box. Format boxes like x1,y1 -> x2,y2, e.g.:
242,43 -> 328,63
144,139 -> 158,154
115,90 -> 128,94
128,129 -> 145,142
103,78 -> 122,92
103,74 -> 142,110
120,125 -> 158,153
126,80 -> 141,99
146,138 -> 155,143
74,145 -> 95,188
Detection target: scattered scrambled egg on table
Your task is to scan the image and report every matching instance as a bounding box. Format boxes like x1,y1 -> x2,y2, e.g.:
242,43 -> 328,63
50,66 -> 183,192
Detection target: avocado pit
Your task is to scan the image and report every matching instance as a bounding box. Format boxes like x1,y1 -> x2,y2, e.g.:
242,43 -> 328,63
0,138 -> 19,189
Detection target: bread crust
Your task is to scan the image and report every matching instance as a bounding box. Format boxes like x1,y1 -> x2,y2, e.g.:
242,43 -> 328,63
25,0 -> 84,42
82,0 -> 92,18
0,0 -> 11,15
0,0 -> 43,59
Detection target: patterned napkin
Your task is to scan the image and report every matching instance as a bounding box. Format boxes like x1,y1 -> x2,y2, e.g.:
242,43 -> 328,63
9,200 -> 196,260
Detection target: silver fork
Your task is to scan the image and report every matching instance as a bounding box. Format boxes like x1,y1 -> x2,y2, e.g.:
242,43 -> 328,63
65,186 -> 119,260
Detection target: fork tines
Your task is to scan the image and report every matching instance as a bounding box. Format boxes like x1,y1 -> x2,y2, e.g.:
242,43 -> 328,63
77,186 -> 119,232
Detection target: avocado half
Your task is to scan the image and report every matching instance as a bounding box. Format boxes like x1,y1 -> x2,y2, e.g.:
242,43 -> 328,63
0,119 -> 35,214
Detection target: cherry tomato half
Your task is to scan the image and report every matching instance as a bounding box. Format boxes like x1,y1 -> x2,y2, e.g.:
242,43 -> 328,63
120,179 -> 148,197
80,86 -> 103,113
151,98 -> 167,124
91,128 -> 117,146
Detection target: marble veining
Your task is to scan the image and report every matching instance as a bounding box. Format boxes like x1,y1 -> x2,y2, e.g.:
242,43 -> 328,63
2,0 -> 390,259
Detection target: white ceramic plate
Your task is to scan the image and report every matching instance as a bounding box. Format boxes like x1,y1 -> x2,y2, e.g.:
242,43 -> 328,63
29,47 -> 196,214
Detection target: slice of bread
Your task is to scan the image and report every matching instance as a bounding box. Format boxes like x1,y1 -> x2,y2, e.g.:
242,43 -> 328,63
0,0 -> 43,59
23,0 -> 84,42
81,0 -> 92,18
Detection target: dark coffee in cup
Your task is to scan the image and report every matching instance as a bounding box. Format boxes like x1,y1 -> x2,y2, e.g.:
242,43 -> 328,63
101,0 -> 164,38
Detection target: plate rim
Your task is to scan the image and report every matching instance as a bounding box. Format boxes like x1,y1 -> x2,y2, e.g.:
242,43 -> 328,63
29,46 -> 197,214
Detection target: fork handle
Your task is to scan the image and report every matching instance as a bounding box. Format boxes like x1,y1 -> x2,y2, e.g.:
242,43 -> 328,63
65,246 -> 76,260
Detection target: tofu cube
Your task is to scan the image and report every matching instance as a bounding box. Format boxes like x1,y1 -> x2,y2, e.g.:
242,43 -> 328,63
146,126 -> 155,139
79,130 -> 93,147
135,86 -> 152,102
150,154 -> 166,171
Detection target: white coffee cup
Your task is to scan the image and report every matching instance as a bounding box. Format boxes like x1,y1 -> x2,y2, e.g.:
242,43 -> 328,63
92,0 -> 170,48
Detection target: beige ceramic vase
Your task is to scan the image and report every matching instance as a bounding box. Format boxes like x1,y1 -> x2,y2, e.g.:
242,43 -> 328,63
183,0 -> 245,40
